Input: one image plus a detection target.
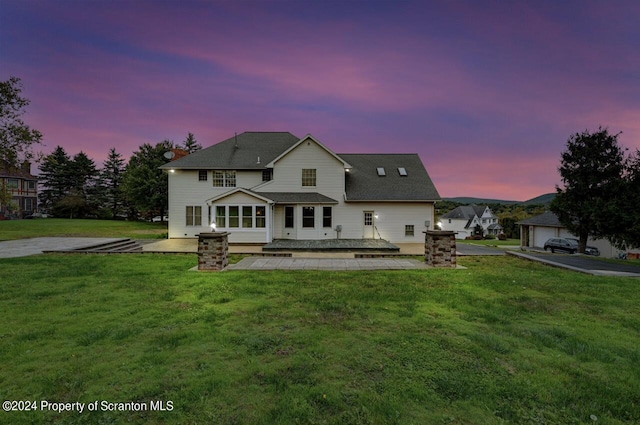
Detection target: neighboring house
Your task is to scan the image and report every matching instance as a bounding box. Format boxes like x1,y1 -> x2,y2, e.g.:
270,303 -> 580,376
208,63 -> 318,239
0,161 -> 38,219
517,211 -> 621,258
159,132 -> 441,244
438,205 -> 503,239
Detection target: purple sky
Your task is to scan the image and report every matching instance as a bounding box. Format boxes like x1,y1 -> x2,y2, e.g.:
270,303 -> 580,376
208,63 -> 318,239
2,0 -> 639,200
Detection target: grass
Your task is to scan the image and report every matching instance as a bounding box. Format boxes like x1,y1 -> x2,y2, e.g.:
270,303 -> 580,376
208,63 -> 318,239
1,254 -> 639,424
457,238 -> 520,246
0,218 -> 168,241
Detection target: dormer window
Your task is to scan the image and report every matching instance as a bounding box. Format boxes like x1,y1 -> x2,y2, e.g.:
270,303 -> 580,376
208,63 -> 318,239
398,167 -> 407,176
376,167 -> 386,176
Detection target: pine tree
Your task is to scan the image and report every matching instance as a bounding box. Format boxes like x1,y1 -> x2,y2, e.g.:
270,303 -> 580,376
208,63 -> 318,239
181,132 -> 202,154
38,146 -> 72,213
99,148 -> 126,218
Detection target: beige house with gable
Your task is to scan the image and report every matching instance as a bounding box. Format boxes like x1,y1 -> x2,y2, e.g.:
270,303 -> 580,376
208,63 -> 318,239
160,132 -> 441,244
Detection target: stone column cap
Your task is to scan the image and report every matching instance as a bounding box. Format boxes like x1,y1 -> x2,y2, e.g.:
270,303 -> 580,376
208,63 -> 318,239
424,230 -> 456,236
197,232 -> 230,237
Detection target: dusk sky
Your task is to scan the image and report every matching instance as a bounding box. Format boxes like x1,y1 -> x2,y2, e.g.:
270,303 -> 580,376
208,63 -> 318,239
2,0 -> 639,200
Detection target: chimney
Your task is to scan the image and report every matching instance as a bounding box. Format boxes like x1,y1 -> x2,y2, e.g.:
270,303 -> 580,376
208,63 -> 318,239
21,161 -> 31,174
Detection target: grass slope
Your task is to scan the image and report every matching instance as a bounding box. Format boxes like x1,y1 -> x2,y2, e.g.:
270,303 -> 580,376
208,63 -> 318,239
0,254 -> 638,424
0,219 -> 168,241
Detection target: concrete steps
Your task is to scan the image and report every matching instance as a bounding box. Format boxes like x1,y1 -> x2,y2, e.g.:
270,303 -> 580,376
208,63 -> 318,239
44,238 -> 143,254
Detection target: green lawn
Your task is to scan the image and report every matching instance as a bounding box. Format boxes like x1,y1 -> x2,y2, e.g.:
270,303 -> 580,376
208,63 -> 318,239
0,218 -> 168,241
1,254 -> 638,424
457,238 -> 521,246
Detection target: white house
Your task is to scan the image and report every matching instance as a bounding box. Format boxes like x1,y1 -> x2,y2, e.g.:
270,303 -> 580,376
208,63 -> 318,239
438,205 -> 502,239
159,132 -> 441,244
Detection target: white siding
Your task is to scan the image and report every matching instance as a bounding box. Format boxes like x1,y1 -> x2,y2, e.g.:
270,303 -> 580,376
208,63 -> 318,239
167,170 -> 263,238
440,218 -> 472,239
336,202 -> 434,243
258,140 -> 346,201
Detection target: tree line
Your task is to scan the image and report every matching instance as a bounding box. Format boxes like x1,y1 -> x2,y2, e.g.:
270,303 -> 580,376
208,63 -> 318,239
38,134 -> 201,220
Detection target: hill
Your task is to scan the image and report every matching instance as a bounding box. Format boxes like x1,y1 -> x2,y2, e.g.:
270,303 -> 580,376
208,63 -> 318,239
444,193 -> 555,205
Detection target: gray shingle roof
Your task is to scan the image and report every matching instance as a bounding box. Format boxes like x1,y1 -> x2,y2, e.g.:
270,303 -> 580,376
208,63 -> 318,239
516,211 -> 562,227
441,205 -> 486,220
255,192 -> 338,204
339,154 -> 440,201
159,132 -> 300,170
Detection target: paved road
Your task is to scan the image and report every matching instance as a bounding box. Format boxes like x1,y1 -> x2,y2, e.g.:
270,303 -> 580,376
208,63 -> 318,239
0,237 -> 122,258
456,243 -> 506,256
509,251 -> 640,277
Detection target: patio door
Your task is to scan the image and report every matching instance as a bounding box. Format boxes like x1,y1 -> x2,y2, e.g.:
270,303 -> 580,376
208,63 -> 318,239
363,211 -> 374,238
282,205 -> 296,239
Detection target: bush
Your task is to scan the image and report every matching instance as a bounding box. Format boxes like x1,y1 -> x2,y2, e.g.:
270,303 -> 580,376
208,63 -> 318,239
498,233 -> 507,241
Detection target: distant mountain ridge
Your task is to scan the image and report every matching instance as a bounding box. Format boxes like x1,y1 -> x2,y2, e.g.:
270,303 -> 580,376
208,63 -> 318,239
444,193 -> 555,205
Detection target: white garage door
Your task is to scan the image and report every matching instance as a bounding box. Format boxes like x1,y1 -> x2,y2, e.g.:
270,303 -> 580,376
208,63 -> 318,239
533,227 -> 557,248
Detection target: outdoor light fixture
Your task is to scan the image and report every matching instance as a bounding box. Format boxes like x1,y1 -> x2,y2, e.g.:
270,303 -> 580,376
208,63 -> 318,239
169,169 -> 175,173
210,222 -> 216,231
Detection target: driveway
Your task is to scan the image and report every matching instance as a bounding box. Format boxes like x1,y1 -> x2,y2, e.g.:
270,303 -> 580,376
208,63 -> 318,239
0,237 -> 123,258
509,251 -> 640,277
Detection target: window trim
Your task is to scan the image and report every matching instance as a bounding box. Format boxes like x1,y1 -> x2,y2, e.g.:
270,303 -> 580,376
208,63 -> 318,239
284,206 -> 294,228
212,170 -> 236,187
301,169 -> 316,187
186,206 -> 202,226
213,204 -> 268,230
323,206 -> 332,228
405,225 -> 415,237
302,206 -> 315,228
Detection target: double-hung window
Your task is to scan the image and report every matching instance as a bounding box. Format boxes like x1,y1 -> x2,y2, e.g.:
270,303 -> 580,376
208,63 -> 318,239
186,206 -> 202,226
212,170 -> 236,187
214,205 -> 267,229
302,206 -> 315,228
301,169 -> 316,187
323,207 -> 332,228
405,225 -> 415,237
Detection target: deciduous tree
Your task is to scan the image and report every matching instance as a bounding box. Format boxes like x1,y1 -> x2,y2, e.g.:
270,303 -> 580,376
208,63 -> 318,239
550,127 -> 626,253
0,77 -> 42,169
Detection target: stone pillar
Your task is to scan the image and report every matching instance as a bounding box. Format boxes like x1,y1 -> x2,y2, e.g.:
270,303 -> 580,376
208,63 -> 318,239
425,230 -> 457,268
197,232 -> 229,271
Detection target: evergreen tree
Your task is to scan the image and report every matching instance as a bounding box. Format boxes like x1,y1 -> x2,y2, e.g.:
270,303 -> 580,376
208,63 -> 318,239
121,140 -> 172,220
99,148 -> 127,218
38,146 -> 72,213
60,151 -> 98,217
181,132 -> 202,154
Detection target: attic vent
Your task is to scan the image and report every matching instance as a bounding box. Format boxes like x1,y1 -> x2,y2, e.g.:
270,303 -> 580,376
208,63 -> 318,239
376,167 -> 386,176
398,167 -> 408,176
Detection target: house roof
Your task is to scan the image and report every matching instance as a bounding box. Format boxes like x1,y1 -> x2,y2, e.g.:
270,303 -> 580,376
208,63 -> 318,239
0,162 -> 36,180
441,205 -> 487,220
516,211 -> 563,227
256,192 -> 339,204
339,154 -> 440,202
159,132 -> 300,170
205,188 -> 338,205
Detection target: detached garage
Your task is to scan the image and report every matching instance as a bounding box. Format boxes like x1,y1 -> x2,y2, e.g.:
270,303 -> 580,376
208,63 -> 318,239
517,211 -> 621,258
